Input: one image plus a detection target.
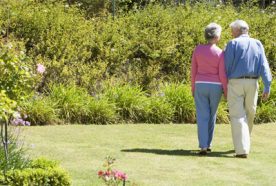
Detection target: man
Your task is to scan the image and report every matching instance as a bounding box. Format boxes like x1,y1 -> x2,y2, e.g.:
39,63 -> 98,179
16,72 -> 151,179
224,20 -> 272,158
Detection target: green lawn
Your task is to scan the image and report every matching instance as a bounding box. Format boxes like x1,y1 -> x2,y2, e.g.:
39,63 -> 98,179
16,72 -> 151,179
22,123 -> 276,186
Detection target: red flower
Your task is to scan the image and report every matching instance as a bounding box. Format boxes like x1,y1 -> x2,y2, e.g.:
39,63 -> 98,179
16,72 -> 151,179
98,170 -> 104,177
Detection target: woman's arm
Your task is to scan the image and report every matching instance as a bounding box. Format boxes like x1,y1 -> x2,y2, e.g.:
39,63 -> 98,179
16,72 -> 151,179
218,52 -> 228,98
191,49 -> 198,96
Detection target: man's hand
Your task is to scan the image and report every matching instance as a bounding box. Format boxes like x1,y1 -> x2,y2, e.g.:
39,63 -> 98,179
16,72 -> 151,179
262,92 -> 270,101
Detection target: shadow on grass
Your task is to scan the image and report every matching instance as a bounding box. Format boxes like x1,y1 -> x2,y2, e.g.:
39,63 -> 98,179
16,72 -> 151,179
121,148 -> 235,158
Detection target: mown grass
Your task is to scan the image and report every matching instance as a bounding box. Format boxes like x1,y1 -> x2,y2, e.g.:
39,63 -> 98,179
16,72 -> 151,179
22,123 -> 276,186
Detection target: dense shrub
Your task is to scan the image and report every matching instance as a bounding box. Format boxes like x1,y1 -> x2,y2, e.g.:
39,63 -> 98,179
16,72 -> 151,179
1,2 -> 275,91
0,158 -> 71,186
1,0 -> 100,91
0,41 -> 36,101
0,1 -> 275,124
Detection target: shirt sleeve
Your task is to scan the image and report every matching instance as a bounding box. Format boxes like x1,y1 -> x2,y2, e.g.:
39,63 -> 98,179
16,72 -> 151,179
224,41 -> 235,78
191,48 -> 198,94
218,52 -> 228,97
259,43 -> 272,93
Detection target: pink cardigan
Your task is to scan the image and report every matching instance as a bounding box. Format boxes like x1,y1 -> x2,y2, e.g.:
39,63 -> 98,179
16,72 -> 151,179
191,44 -> 227,97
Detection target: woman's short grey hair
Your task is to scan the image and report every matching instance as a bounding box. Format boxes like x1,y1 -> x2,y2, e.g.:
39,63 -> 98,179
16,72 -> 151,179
229,20 -> 249,34
204,23 -> 222,41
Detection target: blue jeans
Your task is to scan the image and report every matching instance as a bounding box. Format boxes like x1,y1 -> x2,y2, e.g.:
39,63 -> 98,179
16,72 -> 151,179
194,83 -> 222,149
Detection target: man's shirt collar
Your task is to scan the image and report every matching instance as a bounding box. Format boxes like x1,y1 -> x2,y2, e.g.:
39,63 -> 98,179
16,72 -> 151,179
238,34 -> 249,38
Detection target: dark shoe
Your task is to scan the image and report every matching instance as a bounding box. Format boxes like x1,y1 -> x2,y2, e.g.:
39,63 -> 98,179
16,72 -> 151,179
198,150 -> 207,156
234,154 -> 248,158
207,148 -> 211,152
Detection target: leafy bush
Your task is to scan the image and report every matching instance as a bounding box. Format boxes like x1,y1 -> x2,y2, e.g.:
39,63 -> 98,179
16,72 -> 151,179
162,83 -> 196,123
1,2 -> 274,92
0,90 -> 17,121
0,41 -> 36,101
20,95 -> 59,125
0,158 -> 71,186
2,0 -> 100,91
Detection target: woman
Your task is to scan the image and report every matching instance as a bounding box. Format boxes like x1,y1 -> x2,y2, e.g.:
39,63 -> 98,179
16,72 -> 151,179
191,23 -> 227,155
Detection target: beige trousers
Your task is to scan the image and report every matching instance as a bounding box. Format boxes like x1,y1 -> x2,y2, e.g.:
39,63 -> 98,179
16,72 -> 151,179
227,79 -> 259,155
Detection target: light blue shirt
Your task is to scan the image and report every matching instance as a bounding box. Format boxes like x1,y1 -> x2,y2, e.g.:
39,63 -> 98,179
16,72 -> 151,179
224,34 -> 272,93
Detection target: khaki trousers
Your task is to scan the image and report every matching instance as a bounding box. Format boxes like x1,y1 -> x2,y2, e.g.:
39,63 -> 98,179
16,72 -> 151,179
227,79 -> 258,155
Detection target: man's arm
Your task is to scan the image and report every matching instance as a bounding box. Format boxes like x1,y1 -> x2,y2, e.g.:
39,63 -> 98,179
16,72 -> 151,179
224,41 -> 235,78
259,43 -> 272,100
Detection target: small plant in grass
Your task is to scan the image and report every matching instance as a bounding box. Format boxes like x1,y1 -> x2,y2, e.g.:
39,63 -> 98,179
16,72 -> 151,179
98,156 -> 127,186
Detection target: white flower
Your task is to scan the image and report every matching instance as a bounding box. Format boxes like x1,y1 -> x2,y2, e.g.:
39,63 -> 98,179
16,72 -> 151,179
37,63 -> 46,74
13,111 -> 21,119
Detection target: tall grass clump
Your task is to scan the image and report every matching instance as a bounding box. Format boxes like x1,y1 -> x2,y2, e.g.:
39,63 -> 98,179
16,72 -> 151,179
144,97 -> 174,124
46,83 -> 117,124
103,84 -> 148,123
20,95 -> 59,125
255,81 -> 276,123
217,100 -> 229,124
48,84 -> 91,123
82,97 -> 117,124
162,83 -> 196,123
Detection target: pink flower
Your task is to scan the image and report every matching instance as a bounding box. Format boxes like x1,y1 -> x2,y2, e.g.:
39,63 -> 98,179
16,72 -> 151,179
37,64 -> 46,74
114,170 -> 127,181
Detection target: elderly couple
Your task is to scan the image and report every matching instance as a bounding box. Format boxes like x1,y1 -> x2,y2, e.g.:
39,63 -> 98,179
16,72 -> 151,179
191,20 -> 272,158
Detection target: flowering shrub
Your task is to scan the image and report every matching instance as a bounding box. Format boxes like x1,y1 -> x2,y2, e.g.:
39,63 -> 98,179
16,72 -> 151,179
10,111 -> 31,126
0,41 -> 35,101
98,156 -> 127,186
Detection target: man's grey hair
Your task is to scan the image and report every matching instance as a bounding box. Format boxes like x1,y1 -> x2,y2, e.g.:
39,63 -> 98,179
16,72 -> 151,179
229,20 -> 249,34
204,23 -> 222,41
